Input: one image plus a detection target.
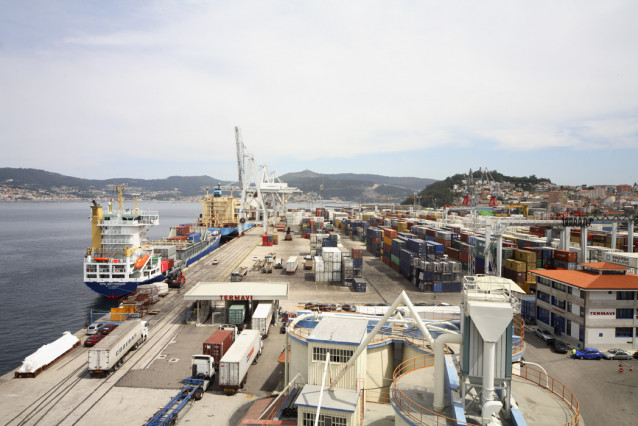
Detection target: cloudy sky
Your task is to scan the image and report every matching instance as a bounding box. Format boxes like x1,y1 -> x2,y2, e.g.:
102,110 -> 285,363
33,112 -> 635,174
1,1 -> 637,186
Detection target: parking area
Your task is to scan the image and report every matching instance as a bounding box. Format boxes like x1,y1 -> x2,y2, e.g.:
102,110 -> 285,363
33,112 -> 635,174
523,325 -> 638,425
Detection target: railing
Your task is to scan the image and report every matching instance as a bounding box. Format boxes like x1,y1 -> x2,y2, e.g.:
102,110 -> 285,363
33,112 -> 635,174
514,365 -> 580,426
391,354 -> 464,425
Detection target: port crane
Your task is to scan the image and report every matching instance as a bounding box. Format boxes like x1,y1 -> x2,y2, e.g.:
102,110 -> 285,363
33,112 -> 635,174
234,127 -> 301,235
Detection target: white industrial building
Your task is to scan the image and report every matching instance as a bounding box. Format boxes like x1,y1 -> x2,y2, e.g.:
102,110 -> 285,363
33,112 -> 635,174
531,262 -> 638,350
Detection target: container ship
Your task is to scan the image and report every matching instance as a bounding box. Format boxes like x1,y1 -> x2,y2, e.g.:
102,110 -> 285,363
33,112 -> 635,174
83,186 -> 220,298
199,184 -> 255,239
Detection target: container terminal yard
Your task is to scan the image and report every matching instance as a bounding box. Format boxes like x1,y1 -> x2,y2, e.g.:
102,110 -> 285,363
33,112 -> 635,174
3,202 -> 638,426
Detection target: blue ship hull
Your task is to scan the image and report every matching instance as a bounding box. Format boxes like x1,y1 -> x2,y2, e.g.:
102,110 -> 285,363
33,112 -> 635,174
85,235 -> 221,298
84,274 -> 166,298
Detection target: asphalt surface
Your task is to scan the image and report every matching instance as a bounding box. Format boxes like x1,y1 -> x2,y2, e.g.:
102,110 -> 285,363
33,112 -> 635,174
523,325 -> 638,425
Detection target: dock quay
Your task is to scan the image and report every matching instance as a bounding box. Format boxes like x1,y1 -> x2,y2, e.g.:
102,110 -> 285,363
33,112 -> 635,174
0,219 -> 607,426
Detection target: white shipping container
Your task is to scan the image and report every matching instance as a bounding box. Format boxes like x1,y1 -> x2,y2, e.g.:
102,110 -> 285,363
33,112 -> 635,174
88,320 -> 148,375
286,256 -> 298,274
604,252 -> 638,269
250,303 -> 273,337
314,256 -> 324,272
218,330 -> 262,392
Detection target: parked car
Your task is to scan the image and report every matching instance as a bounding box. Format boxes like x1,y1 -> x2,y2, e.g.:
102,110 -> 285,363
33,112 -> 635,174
304,302 -> 320,311
548,340 -> 569,354
84,333 -> 106,347
524,316 -> 536,325
341,304 -> 356,312
601,348 -> 633,360
573,348 -> 602,360
211,258 -> 219,265
634,351 -> 638,359
534,328 -> 555,343
100,323 -> 118,335
87,322 -> 105,335
252,256 -> 259,261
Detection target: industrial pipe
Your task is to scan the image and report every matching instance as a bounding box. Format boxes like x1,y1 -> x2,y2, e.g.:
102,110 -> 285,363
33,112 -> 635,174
433,332 -> 463,411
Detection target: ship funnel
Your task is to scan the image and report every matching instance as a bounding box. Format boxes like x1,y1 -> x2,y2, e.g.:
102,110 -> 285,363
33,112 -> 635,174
90,204 -> 104,251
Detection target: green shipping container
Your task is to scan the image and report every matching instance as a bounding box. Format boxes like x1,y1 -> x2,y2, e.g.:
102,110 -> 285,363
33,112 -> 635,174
228,304 -> 246,324
391,254 -> 400,265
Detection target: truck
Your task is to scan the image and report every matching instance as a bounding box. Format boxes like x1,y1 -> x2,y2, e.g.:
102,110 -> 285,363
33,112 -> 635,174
202,329 -> 234,368
88,319 -> 148,376
250,303 -> 273,338
304,255 -> 313,270
230,267 -> 248,282
218,329 -> 262,393
286,256 -> 298,274
191,355 -> 215,384
165,267 -> 185,288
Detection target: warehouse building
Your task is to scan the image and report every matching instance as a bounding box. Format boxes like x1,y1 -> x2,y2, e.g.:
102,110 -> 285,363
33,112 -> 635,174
531,262 -> 638,350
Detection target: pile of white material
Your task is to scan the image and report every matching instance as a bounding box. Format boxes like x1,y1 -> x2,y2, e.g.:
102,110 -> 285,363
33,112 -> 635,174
138,282 -> 169,296
17,331 -> 79,374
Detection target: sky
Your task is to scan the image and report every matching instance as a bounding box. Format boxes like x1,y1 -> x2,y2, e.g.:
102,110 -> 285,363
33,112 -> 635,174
1,1 -> 637,186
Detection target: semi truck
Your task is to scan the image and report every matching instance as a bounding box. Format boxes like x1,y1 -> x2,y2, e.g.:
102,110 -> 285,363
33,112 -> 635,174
88,319 -> 148,376
218,329 -> 262,393
250,303 -> 273,338
286,256 -> 298,274
202,329 -> 234,369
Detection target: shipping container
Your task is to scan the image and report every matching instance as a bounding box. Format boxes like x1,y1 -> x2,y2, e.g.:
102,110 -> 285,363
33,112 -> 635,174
202,329 -> 234,368
88,320 -> 148,376
218,330 -> 262,393
228,304 -> 246,325
250,303 -> 273,337
286,256 -> 298,274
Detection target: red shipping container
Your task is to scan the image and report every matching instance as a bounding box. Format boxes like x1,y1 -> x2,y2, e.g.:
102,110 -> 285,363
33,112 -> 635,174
203,330 -> 234,367
553,249 -> 577,262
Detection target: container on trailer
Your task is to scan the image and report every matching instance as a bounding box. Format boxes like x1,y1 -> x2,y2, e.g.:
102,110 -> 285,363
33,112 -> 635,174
286,256 -> 298,274
250,303 -> 273,337
202,329 -> 234,368
218,329 -> 262,393
88,319 -> 148,375
228,304 -> 247,325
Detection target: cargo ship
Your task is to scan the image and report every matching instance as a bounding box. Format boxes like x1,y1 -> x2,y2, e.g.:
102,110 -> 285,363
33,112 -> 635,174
199,184 -> 255,239
83,186 -> 220,298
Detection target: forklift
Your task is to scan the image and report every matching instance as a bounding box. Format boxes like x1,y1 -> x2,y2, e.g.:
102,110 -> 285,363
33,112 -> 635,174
284,227 -> 292,241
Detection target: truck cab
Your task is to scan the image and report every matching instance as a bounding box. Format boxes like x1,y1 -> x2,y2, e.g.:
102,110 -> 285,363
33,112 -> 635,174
191,355 -> 215,382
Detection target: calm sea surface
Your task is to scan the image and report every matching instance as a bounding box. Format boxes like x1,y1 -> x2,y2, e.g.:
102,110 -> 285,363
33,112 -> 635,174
0,201 -> 202,376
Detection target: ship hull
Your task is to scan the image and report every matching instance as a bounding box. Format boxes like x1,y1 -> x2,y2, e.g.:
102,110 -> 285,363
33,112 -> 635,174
84,275 -> 165,298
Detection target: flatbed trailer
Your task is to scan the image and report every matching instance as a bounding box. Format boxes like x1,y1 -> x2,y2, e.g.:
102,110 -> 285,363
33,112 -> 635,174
145,378 -> 208,426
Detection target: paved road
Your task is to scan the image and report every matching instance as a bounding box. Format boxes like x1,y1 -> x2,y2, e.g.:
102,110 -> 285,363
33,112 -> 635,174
523,326 -> 638,425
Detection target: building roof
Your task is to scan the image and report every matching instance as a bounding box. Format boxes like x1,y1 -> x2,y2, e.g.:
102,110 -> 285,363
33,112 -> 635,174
183,282 -> 288,301
531,266 -> 638,290
295,384 -> 360,413
581,262 -> 629,271
307,317 -> 368,346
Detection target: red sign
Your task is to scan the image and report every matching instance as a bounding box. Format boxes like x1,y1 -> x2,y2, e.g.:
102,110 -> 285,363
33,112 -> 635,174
552,307 -> 565,315
589,311 -> 615,316
220,295 -> 253,301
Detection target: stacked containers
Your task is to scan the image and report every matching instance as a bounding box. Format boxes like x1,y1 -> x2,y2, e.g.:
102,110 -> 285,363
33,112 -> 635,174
321,247 -> 342,282
353,277 -> 367,292
366,227 -> 383,257
314,256 -> 325,282
351,247 -> 364,277
553,249 -> 578,269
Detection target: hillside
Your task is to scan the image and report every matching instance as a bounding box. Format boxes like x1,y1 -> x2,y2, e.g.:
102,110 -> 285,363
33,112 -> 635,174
0,168 -> 232,200
409,170 -> 552,207
279,170 -> 436,202
0,168 -> 436,202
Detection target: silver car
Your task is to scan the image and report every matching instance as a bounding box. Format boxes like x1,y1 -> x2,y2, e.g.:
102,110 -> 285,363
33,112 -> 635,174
534,327 -> 554,342
601,348 -> 633,360
86,322 -> 105,335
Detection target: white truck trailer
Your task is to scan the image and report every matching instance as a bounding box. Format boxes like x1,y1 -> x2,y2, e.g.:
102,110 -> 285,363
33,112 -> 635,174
88,319 -> 148,376
218,329 -> 262,393
250,303 -> 273,338
286,256 -> 298,274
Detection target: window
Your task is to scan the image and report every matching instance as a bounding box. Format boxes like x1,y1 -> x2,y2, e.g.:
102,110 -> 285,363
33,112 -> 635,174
537,307 -> 550,325
580,306 -> 584,318
312,347 -> 354,363
617,291 -> 635,301
615,327 -> 632,338
616,308 -> 634,319
552,296 -> 566,310
552,282 -> 566,292
567,287 -> 573,295
537,291 -> 550,304
303,412 -> 347,426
